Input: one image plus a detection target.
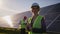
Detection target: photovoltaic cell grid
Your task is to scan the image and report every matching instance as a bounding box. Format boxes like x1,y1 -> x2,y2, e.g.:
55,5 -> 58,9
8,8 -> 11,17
45,3 -> 60,32
39,3 -> 60,33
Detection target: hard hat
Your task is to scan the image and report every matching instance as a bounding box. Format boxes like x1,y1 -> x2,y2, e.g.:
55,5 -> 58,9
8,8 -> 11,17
24,16 -> 27,20
31,3 -> 40,8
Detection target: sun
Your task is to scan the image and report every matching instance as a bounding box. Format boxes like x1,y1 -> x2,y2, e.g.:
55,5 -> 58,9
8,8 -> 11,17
2,16 -> 13,27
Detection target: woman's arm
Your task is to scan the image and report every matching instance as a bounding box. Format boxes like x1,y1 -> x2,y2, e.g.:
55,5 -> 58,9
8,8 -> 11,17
41,17 -> 46,32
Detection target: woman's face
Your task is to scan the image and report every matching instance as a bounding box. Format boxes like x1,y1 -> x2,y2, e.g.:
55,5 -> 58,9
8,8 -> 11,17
31,7 -> 39,14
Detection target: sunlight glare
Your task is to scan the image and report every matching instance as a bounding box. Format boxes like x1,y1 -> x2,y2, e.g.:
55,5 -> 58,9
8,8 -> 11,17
2,16 -> 13,27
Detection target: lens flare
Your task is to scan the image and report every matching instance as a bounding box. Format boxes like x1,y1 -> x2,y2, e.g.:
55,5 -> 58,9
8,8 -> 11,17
2,16 -> 13,27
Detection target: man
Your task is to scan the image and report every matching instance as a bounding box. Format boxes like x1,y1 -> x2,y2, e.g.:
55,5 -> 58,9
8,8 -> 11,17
27,3 -> 46,34
20,16 -> 27,34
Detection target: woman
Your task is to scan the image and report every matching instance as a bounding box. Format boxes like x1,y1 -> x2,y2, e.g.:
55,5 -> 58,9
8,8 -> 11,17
27,3 -> 46,34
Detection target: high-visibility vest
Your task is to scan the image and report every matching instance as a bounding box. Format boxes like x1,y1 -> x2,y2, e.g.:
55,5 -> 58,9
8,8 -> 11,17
28,15 -> 43,29
21,20 -> 26,29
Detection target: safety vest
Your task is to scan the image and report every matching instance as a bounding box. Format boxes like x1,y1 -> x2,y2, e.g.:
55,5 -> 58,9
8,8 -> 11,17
21,20 -> 26,29
28,15 -> 43,29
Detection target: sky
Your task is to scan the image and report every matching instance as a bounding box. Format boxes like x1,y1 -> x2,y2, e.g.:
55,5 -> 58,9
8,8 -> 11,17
0,0 -> 60,17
